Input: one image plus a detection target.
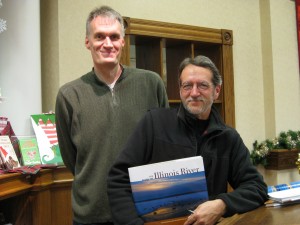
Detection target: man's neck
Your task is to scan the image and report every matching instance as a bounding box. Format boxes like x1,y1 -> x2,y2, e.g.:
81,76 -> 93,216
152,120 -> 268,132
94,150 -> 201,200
94,64 -> 122,85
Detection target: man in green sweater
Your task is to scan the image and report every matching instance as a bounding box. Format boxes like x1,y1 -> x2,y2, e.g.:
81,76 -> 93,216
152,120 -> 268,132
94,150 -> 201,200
55,6 -> 168,225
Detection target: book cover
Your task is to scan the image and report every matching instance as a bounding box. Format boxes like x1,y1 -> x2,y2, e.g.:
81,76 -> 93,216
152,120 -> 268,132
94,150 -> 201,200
128,156 -> 208,222
18,136 -> 41,166
31,114 -> 64,165
0,135 -> 21,170
0,117 -> 21,161
267,181 -> 300,193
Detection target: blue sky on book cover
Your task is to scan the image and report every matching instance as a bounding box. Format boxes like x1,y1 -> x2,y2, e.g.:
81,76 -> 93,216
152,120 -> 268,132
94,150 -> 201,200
129,156 -> 208,222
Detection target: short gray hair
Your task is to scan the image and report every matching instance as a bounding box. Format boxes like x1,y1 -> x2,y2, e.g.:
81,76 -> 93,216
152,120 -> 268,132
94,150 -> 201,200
178,55 -> 222,86
86,6 -> 125,37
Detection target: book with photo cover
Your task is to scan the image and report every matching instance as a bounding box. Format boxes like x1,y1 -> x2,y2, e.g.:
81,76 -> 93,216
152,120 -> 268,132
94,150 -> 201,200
0,135 -> 21,170
18,136 -> 41,166
128,156 -> 208,222
31,113 -> 64,165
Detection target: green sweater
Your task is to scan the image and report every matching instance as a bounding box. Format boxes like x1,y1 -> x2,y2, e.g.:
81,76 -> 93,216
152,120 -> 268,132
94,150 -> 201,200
55,67 -> 169,223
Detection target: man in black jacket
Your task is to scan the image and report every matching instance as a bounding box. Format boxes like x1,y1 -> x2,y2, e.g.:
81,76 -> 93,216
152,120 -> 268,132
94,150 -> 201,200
107,55 -> 268,225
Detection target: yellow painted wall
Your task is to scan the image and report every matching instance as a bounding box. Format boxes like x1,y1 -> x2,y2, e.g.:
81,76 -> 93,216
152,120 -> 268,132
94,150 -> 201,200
41,0 -> 300,160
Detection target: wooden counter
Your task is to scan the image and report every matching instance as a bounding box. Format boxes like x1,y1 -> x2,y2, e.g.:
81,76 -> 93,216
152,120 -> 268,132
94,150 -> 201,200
0,167 -> 73,225
3,168 -> 299,225
146,203 -> 300,225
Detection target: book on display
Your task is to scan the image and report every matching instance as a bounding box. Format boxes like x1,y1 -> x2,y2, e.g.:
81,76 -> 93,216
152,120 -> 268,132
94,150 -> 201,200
128,156 -> 208,222
31,113 -> 64,165
0,135 -> 21,170
18,136 -> 41,166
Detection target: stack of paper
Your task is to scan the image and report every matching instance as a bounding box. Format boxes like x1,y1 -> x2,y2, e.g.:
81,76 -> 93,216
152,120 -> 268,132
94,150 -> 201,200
266,187 -> 300,207
268,187 -> 300,203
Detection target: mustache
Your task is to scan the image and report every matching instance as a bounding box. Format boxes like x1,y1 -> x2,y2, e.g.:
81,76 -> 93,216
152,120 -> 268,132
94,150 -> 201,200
186,97 -> 206,102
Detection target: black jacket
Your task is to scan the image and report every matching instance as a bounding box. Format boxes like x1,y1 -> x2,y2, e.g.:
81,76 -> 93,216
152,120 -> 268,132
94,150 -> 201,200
107,105 -> 268,225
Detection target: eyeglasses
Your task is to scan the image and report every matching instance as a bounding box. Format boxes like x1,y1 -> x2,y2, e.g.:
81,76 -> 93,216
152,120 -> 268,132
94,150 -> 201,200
180,82 -> 213,92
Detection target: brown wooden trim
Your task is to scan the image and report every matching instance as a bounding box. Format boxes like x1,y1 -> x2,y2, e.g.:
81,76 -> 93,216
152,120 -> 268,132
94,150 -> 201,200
222,44 -> 235,128
124,17 -> 223,43
222,29 -> 233,45
0,168 -> 73,198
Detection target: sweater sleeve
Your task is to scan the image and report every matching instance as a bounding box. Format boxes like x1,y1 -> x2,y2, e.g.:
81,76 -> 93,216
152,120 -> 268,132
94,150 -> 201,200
55,88 -> 77,175
216,132 -> 268,217
156,75 -> 169,108
107,112 -> 155,225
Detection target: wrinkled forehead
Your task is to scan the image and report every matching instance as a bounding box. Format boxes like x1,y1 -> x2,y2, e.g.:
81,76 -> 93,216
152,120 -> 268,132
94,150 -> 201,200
180,65 -> 213,82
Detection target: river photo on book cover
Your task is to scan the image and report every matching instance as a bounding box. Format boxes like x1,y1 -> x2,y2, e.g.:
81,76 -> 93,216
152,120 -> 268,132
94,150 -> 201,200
130,171 -> 208,222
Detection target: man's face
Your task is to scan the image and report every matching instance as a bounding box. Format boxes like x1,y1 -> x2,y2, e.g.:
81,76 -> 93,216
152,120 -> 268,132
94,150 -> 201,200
179,64 -> 221,120
85,16 -> 125,67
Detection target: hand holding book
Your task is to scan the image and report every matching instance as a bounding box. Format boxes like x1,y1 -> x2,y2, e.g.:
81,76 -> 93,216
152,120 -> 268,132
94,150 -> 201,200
128,156 -> 208,222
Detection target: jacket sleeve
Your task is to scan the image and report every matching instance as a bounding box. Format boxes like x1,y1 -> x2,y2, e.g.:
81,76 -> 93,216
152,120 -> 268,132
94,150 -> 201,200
55,89 -> 77,175
216,131 -> 268,217
107,112 -> 154,225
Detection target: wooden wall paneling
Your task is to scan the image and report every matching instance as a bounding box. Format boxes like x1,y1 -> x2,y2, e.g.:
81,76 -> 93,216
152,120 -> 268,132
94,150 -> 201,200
51,185 -> 72,225
51,168 -> 73,224
0,194 -> 32,225
0,173 -> 32,200
222,44 -> 235,127
120,34 -> 131,66
31,189 -> 52,225
165,41 -> 192,100
0,167 -> 73,225
135,36 -> 162,74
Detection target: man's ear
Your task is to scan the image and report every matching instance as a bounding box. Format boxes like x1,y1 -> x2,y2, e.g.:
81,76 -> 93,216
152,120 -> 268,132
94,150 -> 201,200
85,37 -> 90,50
214,85 -> 221,100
